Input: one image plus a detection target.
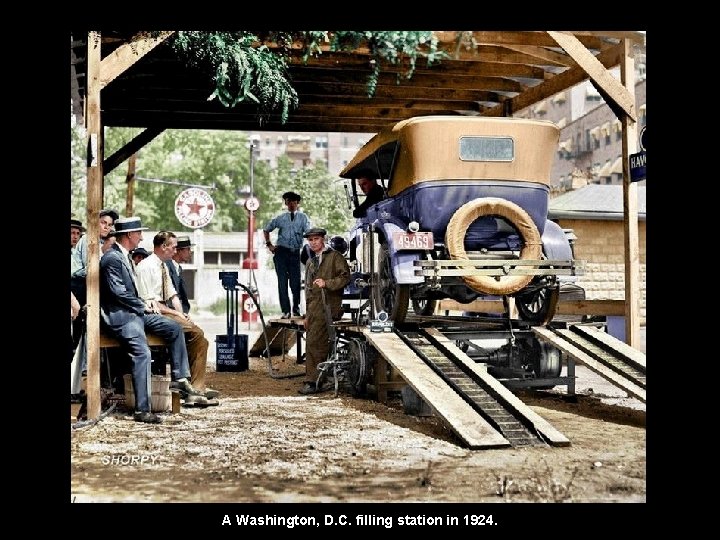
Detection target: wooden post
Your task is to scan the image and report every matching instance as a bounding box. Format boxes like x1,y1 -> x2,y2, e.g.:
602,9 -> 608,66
125,153 -> 137,216
620,39 -> 640,349
85,31 -> 103,420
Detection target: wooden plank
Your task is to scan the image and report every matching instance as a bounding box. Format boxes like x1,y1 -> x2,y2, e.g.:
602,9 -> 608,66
362,329 -> 509,449
86,31 -> 103,420
103,127 -> 164,175
99,333 -> 166,348
437,298 -> 626,316
571,326 -> 645,368
124,153 -> 136,216
100,31 -> 174,89
533,327 -> 645,402
547,31 -> 636,121
424,328 -> 570,446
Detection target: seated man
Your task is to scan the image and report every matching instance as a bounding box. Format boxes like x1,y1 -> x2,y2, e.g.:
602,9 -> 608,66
136,230 -> 218,402
99,217 -> 205,423
352,171 -> 385,218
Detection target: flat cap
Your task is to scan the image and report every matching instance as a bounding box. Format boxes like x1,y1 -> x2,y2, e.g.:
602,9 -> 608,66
303,227 -> 327,238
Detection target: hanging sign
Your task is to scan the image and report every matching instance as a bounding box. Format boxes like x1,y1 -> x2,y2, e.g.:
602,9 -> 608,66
175,187 -> 215,228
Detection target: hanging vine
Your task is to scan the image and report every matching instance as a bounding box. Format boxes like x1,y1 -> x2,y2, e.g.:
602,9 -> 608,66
161,31 -> 446,123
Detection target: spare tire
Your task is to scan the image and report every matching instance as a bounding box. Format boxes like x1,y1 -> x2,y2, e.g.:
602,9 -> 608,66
445,197 -> 542,296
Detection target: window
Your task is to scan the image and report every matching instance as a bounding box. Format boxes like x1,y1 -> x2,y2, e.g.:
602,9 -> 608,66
277,136 -> 284,146
265,137 -> 271,146
585,129 -> 591,152
203,251 -> 241,266
343,136 -> 349,147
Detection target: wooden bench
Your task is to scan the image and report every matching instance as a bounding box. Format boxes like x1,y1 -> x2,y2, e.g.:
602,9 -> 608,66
100,332 -> 167,348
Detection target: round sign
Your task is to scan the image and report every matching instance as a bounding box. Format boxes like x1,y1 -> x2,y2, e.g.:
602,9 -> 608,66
175,188 -> 215,229
639,126 -> 647,151
244,196 -> 260,212
243,296 -> 257,313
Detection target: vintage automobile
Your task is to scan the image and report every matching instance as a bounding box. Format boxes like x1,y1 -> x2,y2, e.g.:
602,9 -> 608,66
339,115 -> 583,324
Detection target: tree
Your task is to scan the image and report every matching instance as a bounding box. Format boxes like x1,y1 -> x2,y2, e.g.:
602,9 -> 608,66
99,127 -> 273,232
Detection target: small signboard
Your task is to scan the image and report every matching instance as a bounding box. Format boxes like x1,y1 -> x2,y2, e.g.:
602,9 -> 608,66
629,151 -> 646,182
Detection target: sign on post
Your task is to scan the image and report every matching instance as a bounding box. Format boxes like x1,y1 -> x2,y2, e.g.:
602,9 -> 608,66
175,187 -> 215,228
629,127 -> 646,182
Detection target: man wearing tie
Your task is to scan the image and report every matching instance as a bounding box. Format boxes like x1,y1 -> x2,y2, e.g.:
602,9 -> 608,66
99,218 -> 194,423
165,236 -> 193,314
263,191 -> 311,319
136,231 -> 218,403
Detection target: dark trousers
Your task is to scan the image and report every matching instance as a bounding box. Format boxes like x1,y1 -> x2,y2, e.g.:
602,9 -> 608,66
274,246 -> 301,314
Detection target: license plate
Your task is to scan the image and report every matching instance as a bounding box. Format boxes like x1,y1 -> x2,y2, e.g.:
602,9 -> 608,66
392,231 -> 434,251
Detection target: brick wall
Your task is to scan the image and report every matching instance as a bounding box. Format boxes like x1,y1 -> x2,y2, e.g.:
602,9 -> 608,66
556,218 -> 647,324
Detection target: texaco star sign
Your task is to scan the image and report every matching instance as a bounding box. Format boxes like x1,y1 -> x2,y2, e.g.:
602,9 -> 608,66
175,187 -> 215,229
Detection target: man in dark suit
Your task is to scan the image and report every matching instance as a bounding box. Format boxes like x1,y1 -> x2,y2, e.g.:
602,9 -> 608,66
99,217 -> 200,423
165,236 -> 192,314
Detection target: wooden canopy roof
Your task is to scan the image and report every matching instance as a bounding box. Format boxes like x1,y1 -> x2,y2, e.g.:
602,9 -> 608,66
72,30 -> 646,419
70,31 -> 645,134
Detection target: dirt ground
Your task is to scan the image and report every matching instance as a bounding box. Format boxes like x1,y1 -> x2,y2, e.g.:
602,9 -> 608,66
70,346 -> 646,504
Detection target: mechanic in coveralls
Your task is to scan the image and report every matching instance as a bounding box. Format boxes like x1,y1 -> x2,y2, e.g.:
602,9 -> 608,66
299,228 -> 350,395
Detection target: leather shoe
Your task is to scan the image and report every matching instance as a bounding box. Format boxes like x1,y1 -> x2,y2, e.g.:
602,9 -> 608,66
280,313 -> 291,319
133,411 -> 162,424
203,388 -> 220,399
298,382 -> 318,395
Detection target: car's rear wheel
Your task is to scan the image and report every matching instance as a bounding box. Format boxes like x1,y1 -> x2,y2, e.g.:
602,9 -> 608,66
516,285 -> 560,324
373,243 -> 409,323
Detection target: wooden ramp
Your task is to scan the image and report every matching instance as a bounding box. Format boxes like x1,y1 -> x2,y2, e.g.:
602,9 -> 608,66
363,329 -> 510,449
424,328 -> 569,447
534,325 -> 646,403
248,322 -> 298,357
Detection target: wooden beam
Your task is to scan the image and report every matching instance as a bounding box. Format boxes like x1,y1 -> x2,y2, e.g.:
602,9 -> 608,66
481,41 -> 624,117
568,31 -> 645,46
125,153 -> 137,217
100,31 -> 174,89
290,55 -> 548,80
103,126 -> 164,175
499,44 -> 577,67
437,299 -> 626,317
435,31 -> 606,50
85,31 -> 103,420
619,39 -> 641,349
290,70 -> 527,93
547,31 -> 636,121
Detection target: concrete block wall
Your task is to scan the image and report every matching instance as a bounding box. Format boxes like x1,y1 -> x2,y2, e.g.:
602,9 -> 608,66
558,219 -> 647,324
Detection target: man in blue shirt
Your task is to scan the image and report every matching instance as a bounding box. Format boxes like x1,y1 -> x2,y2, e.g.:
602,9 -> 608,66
263,191 -> 311,318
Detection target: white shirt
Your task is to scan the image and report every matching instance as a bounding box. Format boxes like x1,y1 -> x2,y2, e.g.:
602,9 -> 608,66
136,253 -> 177,303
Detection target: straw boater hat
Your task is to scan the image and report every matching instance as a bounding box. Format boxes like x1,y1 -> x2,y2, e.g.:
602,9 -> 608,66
176,235 -> 195,248
113,217 -> 149,234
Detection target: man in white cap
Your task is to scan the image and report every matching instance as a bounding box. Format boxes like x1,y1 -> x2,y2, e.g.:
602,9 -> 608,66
299,227 -> 350,395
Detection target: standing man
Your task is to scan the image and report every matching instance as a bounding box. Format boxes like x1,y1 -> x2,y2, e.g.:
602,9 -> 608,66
136,231 -> 217,402
99,217 -> 196,423
299,228 -> 350,395
263,191 -> 311,319
165,235 -> 193,315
